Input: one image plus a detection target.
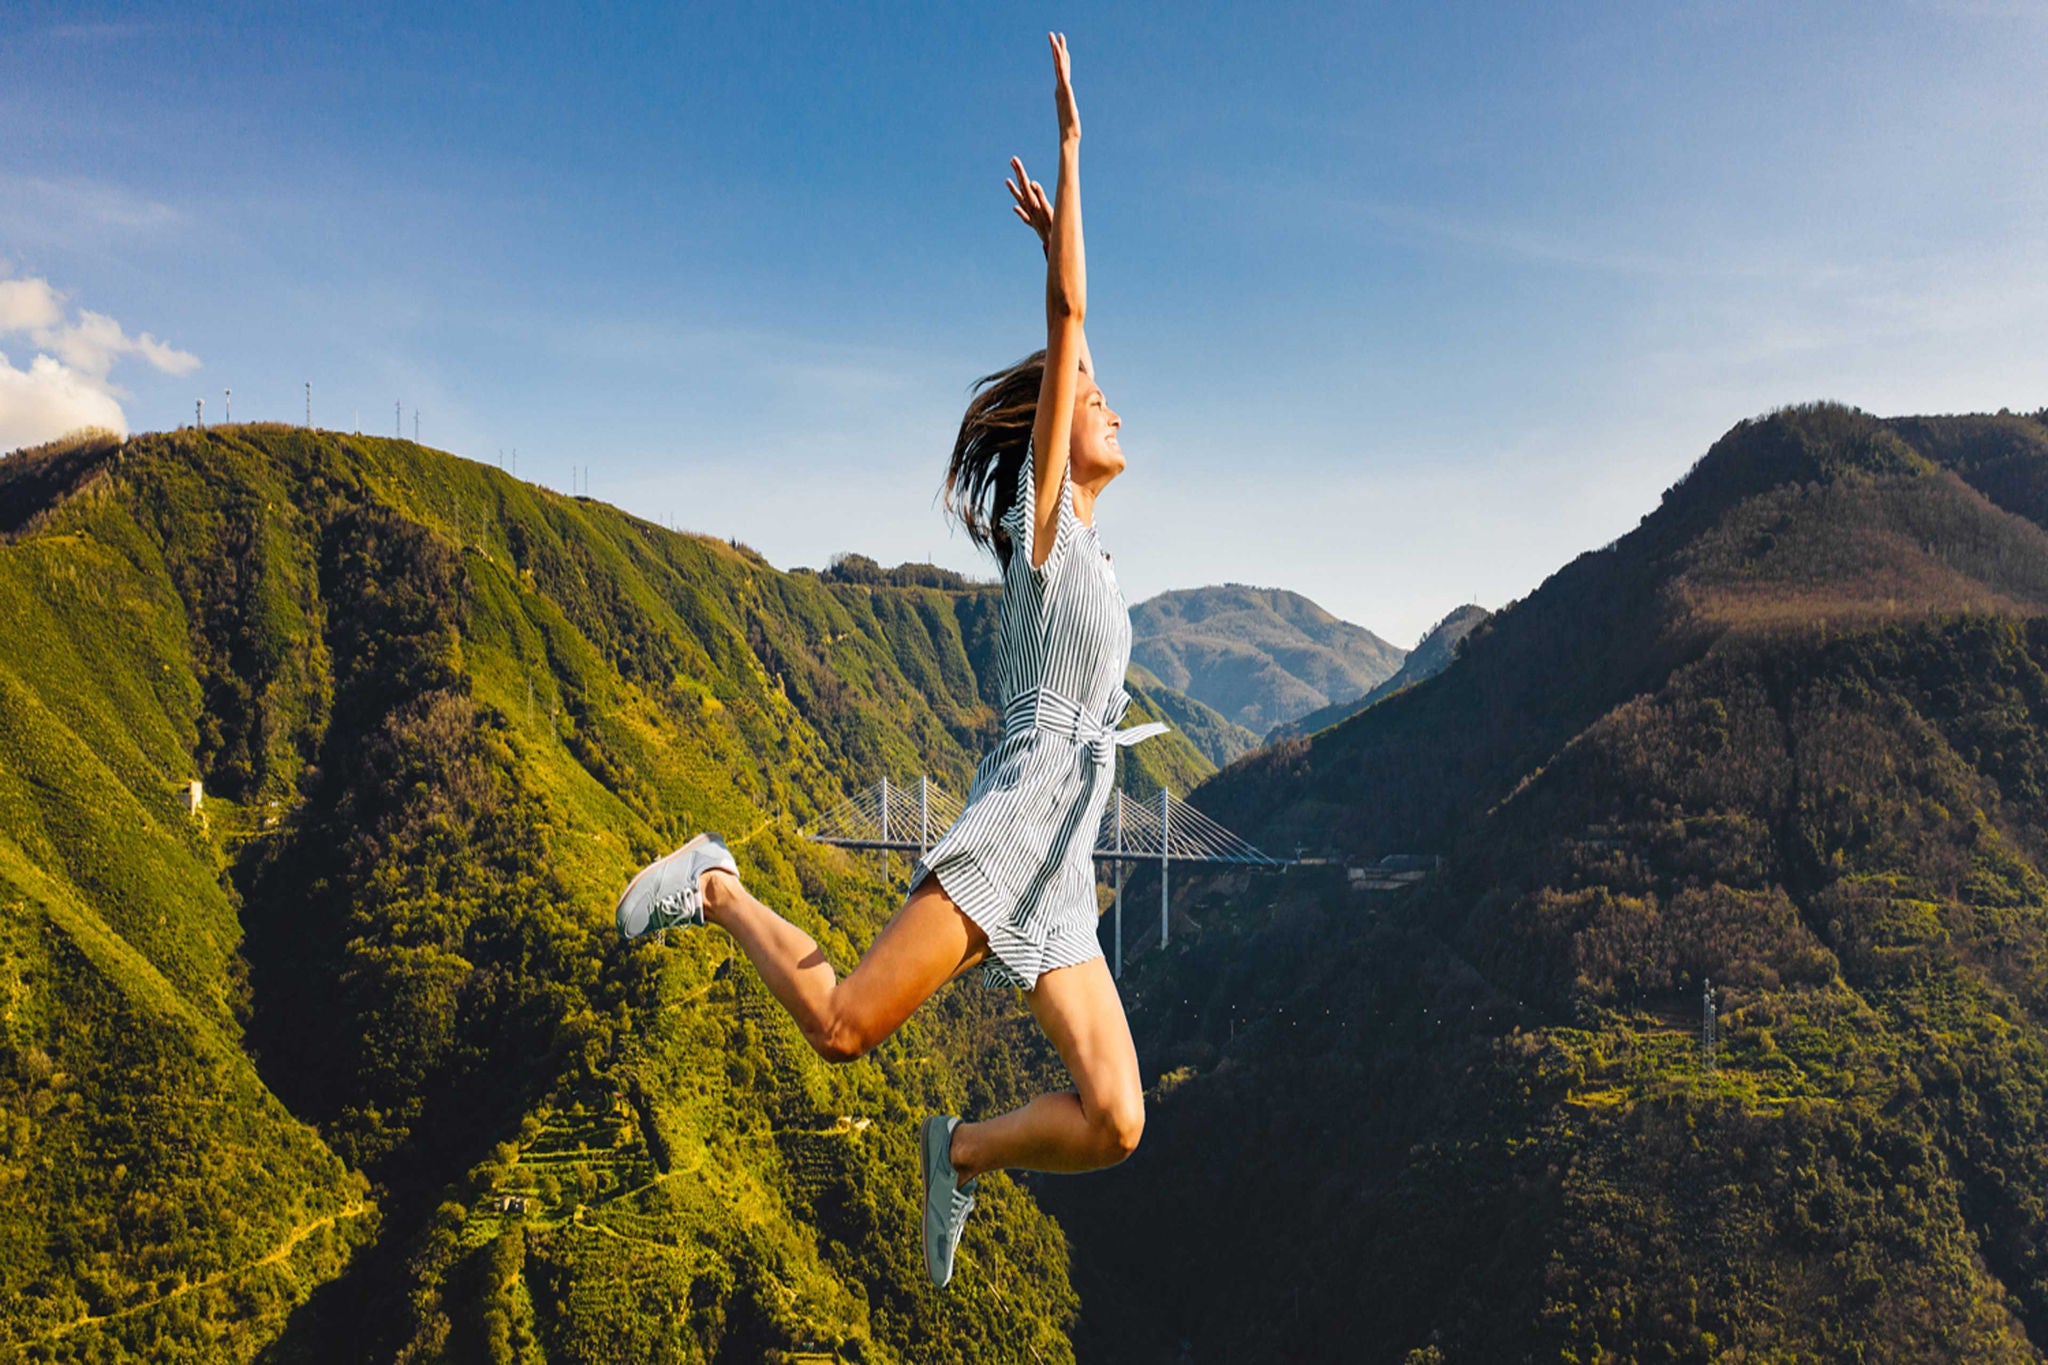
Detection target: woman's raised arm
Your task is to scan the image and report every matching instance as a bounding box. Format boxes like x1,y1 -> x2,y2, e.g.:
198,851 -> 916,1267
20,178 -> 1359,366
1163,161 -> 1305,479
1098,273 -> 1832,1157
1007,154 -> 1094,383
1028,32 -> 1086,570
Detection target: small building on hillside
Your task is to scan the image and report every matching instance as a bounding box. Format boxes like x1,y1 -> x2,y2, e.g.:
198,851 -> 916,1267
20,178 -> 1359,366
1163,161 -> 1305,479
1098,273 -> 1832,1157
180,780 -> 204,817
1348,853 -> 1441,892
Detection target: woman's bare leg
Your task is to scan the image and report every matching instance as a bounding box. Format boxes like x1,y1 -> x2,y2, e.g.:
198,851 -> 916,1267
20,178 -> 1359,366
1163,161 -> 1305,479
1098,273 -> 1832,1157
701,869 -> 1143,1176
947,955 -> 1144,1181
701,868 -> 991,1063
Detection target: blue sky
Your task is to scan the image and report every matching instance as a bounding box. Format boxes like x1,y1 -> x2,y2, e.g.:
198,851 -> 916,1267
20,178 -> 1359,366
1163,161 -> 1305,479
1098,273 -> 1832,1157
3,2 -> 2044,644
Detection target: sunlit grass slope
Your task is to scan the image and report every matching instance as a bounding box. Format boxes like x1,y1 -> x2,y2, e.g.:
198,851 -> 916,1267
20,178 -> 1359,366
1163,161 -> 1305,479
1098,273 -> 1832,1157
0,425 -> 1101,1363
0,450 -> 370,1358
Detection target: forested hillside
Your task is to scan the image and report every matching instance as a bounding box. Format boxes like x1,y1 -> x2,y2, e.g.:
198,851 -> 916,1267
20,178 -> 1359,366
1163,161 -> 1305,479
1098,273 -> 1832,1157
28,404 -> 2048,1363
1122,664 -> 1259,769
0,424 -> 1184,1363
1051,405 -> 2048,1362
1269,602 -> 1489,743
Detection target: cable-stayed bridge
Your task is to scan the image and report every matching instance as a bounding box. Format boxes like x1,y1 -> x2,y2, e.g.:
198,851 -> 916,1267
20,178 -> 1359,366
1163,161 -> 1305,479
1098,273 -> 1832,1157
803,775 -> 1290,978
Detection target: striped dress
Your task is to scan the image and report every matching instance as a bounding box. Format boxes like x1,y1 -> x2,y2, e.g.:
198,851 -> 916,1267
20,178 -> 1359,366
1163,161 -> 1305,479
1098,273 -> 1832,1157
910,447 -> 1167,990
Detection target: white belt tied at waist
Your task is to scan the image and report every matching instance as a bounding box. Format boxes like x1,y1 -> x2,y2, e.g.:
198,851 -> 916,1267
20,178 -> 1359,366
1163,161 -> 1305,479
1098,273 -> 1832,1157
1002,687 -> 1170,767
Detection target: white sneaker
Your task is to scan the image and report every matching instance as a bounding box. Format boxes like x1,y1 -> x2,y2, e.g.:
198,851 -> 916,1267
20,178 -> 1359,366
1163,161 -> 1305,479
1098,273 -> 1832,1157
921,1114 -> 979,1288
615,833 -> 737,941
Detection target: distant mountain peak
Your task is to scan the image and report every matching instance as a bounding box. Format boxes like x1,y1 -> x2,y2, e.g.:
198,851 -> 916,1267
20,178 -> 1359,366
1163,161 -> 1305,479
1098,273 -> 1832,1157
1128,584 -> 1404,733
1205,404 -> 2048,860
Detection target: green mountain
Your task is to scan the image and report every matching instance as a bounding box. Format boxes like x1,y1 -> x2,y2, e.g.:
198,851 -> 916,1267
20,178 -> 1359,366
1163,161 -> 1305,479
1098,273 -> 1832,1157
0,425 -> 1128,1362
1049,405 -> 2048,1361
1128,585 -> 1406,734
1268,603 -> 1489,743
1122,664 -> 1260,770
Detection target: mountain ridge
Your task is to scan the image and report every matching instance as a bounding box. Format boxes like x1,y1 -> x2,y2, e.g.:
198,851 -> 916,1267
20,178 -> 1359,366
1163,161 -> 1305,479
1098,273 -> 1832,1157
1198,405 -> 2048,863
1046,403 -> 2048,1361
0,423 -> 1093,1362
1268,602 -> 1489,742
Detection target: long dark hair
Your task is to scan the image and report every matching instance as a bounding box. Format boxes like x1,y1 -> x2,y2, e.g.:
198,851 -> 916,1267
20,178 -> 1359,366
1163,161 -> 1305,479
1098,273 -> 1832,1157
942,350 -> 1045,569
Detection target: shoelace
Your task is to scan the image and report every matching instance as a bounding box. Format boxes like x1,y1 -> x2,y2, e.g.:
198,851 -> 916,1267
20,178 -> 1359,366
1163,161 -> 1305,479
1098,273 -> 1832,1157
651,880 -> 700,926
942,1185 -> 976,1262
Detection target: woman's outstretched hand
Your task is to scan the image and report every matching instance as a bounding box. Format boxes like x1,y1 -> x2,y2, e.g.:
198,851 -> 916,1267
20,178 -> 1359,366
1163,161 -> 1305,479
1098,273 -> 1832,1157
1012,153 -> 1093,375
1051,32 -> 1079,144
1006,156 -> 1053,254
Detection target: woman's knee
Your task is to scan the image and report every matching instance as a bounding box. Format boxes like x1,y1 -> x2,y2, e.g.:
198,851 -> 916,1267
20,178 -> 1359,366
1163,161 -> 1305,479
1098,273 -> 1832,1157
804,1007 -> 881,1065
1091,1091 -> 1145,1162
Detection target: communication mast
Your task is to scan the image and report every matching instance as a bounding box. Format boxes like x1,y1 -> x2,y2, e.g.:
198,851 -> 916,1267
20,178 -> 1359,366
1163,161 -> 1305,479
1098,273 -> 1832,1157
196,397 -> 204,430
224,388 -> 231,424
1701,978 -> 1718,1074
305,381 -> 311,428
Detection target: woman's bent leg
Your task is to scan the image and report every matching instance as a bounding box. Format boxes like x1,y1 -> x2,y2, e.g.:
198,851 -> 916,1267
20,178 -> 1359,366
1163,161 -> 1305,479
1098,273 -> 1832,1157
703,868 -> 991,1063
947,955 -> 1143,1180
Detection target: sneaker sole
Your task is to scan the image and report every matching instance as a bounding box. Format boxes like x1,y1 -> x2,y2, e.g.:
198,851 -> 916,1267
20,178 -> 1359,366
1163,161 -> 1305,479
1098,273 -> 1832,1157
921,1116 -> 943,1286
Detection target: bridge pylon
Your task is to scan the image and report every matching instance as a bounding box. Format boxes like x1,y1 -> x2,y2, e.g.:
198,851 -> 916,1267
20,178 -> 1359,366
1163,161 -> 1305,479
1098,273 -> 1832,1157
804,776 -> 1290,978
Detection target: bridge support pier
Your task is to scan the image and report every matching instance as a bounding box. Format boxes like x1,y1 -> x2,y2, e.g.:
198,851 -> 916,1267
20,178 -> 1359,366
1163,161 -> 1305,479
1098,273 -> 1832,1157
802,778 -> 1288,969
1112,797 -> 1125,980
1159,787 -> 1171,950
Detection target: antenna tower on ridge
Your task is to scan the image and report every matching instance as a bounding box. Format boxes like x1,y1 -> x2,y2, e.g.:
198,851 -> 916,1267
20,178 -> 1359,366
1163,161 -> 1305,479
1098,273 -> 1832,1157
1701,978 -> 1718,1074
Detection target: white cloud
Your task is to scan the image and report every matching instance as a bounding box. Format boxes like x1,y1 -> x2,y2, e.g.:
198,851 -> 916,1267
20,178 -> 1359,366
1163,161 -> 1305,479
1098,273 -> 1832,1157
0,352 -> 129,451
0,174 -> 185,241
0,278 -> 64,332
0,274 -> 199,452
39,307 -> 200,381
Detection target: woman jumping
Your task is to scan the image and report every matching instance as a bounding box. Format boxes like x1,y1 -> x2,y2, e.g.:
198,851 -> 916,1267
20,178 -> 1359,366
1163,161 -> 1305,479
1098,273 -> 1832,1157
614,33 -> 1161,1290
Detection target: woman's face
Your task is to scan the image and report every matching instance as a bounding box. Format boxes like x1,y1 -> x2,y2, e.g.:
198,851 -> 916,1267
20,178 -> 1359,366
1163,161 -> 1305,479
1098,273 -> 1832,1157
1069,369 -> 1125,487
